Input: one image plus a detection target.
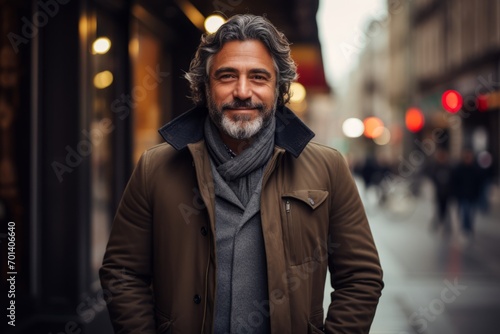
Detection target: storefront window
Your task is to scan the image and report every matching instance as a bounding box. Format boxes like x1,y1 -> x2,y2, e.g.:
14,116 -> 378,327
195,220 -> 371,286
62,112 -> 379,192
130,17 -> 171,164
88,7 -> 124,284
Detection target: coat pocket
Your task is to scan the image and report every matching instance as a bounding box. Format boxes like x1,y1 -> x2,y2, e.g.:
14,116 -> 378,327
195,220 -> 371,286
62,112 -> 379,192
282,190 -> 329,266
155,308 -> 172,334
308,322 -> 325,334
308,307 -> 324,331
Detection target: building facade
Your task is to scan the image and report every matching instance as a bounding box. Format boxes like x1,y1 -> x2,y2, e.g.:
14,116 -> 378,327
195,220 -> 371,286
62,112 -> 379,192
410,0 -> 500,174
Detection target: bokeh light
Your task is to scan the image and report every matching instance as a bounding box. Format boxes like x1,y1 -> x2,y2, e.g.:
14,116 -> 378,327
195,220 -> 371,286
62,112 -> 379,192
342,118 -> 364,138
363,117 -> 384,139
405,107 -> 425,133
290,82 -> 307,103
204,15 -> 225,33
92,37 -> 111,54
373,127 -> 391,145
477,151 -> 493,169
441,90 -> 463,113
93,70 -> 114,89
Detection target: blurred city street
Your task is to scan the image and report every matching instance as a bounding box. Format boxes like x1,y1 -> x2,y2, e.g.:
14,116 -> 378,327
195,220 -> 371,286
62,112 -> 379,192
349,177 -> 500,334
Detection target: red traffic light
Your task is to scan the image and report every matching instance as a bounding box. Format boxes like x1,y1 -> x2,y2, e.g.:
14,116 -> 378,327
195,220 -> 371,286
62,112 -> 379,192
405,108 -> 425,133
477,95 -> 488,112
441,90 -> 463,113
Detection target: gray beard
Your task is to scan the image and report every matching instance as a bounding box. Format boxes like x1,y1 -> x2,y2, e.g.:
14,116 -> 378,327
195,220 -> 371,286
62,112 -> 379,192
217,112 -> 265,140
206,93 -> 276,140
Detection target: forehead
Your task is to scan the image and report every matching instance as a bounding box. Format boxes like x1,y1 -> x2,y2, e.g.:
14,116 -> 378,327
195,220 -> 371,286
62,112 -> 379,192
210,40 -> 275,74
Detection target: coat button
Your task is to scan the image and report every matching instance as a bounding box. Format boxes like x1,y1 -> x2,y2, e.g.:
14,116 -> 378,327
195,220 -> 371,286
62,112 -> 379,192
193,294 -> 201,304
200,227 -> 208,236
308,197 -> 315,205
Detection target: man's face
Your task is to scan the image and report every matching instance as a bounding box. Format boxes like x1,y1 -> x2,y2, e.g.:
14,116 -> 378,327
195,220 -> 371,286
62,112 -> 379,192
206,40 -> 278,140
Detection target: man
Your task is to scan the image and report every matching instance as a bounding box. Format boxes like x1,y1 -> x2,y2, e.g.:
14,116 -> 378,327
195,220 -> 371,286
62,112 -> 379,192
100,14 -> 383,334
427,148 -> 452,232
452,149 -> 482,235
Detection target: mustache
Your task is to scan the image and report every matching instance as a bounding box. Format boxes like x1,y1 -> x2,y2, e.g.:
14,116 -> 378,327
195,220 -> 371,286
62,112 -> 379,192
221,99 -> 265,111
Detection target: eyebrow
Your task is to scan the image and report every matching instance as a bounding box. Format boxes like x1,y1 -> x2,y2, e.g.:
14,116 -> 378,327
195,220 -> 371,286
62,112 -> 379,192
213,67 -> 273,78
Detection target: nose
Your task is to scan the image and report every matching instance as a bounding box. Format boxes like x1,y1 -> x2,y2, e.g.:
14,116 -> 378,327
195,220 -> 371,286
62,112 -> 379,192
233,76 -> 252,100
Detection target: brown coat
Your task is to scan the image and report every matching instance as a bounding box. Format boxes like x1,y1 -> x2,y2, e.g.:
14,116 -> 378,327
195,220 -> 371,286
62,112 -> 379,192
100,106 -> 383,334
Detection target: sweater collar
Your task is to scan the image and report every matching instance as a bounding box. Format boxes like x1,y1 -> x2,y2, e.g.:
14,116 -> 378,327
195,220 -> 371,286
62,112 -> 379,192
158,105 -> 315,158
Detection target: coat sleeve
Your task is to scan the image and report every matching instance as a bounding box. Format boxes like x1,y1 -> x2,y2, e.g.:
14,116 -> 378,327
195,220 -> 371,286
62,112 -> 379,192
325,151 -> 384,334
99,151 -> 156,333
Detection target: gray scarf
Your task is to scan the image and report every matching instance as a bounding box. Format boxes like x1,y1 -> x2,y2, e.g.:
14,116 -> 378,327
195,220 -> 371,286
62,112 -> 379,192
204,116 -> 275,206
204,116 -> 275,334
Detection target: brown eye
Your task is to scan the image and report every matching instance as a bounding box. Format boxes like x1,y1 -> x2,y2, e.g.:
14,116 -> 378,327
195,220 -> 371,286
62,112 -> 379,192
219,74 -> 236,80
251,74 -> 268,81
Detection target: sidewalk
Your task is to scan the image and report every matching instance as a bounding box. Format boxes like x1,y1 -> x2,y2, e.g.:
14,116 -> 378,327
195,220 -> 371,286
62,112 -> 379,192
352,178 -> 500,334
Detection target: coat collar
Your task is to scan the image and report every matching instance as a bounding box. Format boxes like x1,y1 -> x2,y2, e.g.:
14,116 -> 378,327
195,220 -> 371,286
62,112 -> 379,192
158,105 -> 315,158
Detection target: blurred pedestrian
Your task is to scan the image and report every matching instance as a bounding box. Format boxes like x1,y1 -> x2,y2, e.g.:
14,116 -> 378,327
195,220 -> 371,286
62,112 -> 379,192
427,148 -> 452,232
452,149 -> 482,236
359,153 -> 392,205
360,153 -> 379,191
476,151 -> 494,214
100,14 -> 383,334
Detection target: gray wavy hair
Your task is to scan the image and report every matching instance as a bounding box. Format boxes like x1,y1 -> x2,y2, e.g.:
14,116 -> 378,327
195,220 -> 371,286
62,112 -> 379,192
185,14 -> 297,106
